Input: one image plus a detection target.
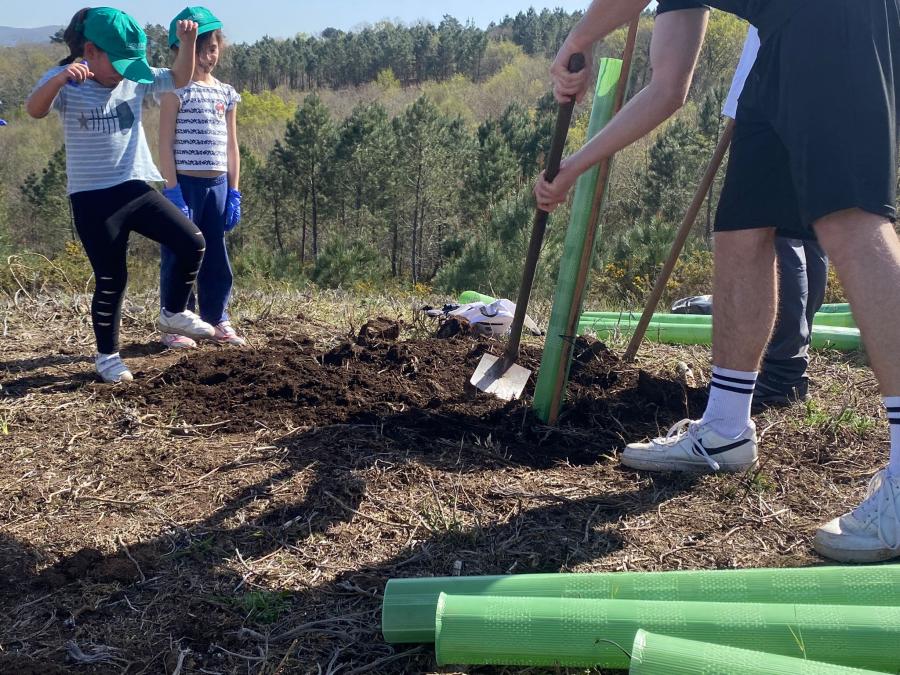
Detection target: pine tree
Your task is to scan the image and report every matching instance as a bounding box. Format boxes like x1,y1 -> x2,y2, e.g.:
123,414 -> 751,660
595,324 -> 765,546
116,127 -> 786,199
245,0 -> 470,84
332,102 -> 396,242
20,145 -> 72,253
277,94 -> 336,260
391,96 -> 469,282
464,121 -> 519,220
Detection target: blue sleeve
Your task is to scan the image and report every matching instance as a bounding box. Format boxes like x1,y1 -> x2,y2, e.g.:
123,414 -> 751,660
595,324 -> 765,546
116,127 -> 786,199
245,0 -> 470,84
226,84 -> 241,111
657,0 -> 710,15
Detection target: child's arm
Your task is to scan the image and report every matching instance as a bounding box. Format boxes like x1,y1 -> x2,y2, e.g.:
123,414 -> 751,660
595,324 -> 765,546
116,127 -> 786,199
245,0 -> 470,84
226,108 -> 240,190
158,92 -> 181,189
171,20 -> 198,88
224,105 -> 242,230
26,63 -> 92,118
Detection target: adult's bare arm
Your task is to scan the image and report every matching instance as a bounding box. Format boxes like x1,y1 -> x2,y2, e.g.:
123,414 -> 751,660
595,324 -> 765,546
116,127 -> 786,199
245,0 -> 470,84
535,8 -> 709,212
551,0 -> 650,103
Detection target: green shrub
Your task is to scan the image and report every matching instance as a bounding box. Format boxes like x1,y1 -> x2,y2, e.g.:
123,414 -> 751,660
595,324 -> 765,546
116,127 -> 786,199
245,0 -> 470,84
0,241 -> 93,296
311,240 -> 388,288
232,246 -> 309,285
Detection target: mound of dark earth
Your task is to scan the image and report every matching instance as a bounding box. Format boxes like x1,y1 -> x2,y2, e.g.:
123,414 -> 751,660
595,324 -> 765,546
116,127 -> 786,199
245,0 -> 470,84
125,320 -> 706,465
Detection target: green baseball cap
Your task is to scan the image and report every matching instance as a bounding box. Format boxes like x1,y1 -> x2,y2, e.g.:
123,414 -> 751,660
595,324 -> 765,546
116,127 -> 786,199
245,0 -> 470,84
82,7 -> 153,84
169,6 -> 223,48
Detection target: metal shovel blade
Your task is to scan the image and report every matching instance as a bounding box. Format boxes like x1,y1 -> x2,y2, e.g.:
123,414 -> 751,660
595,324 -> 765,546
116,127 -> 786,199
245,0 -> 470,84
469,353 -> 532,401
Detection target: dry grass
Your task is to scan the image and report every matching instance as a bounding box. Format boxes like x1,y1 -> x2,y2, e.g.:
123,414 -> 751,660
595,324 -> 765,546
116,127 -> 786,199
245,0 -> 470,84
0,288 -> 888,674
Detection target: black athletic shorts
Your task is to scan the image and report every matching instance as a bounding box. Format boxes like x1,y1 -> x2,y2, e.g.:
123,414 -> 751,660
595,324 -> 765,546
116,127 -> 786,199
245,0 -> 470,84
715,0 -> 899,238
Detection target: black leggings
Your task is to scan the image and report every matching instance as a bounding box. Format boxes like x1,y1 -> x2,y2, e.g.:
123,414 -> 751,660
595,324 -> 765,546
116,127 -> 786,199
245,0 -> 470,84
70,181 -> 206,354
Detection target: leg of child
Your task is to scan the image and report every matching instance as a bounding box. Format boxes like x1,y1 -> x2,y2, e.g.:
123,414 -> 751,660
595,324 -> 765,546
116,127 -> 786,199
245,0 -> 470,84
132,190 -> 206,312
160,245 -> 197,314
159,178 -> 201,348
189,176 -> 232,326
72,200 -> 129,356
128,188 -> 215,341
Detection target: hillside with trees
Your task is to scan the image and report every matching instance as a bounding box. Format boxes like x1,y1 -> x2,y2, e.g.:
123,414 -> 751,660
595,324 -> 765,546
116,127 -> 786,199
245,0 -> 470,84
0,8 -> 769,306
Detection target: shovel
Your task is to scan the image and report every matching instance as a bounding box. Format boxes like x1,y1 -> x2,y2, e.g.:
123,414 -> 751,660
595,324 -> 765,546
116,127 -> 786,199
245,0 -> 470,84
470,52 -> 585,400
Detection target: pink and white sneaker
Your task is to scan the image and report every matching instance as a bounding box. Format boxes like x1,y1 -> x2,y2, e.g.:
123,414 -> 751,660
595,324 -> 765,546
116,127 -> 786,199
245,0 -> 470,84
161,333 -> 197,349
213,321 -> 246,346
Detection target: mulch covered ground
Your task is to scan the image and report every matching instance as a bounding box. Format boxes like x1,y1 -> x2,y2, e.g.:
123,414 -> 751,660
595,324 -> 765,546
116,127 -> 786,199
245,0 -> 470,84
0,299 -> 884,674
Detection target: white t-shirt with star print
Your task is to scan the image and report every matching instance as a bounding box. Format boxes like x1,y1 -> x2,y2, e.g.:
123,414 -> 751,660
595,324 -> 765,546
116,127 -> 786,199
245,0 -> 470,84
33,66 -> 175,194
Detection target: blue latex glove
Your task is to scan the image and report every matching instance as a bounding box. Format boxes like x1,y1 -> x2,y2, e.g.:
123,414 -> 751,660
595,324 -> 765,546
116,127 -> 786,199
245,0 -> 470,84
162,184 -> 191,220
225,188 -> 242,231
0,120 -> 7,127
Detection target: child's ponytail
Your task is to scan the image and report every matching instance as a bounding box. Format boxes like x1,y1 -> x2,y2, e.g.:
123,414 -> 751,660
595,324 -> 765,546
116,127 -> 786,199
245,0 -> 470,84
58,8 -> 92,66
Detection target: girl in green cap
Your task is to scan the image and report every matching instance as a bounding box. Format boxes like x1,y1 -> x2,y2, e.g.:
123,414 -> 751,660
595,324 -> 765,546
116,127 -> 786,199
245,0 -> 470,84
26,7 -> 219,383
158,6 -> 246,349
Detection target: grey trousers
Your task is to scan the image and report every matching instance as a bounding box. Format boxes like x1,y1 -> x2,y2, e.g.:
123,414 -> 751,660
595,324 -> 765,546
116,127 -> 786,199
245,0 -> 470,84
761,237 -> 829,386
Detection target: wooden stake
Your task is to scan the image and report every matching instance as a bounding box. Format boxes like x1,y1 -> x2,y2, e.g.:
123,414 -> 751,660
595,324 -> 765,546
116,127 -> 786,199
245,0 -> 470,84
622,117 -> 735,363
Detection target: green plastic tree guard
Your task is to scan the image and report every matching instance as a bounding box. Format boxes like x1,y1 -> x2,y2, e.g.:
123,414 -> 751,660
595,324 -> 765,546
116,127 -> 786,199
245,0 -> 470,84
577,317 -> 861,351
577,310 -> 856,329
532,57 -> 624,423
458,290 -> 497,304
433,594 -> 900,670
382,564 -> 900,644
629,630 -> 884,675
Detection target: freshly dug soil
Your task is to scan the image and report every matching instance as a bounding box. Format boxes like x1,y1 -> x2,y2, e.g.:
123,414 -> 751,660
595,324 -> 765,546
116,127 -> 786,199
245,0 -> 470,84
126,321 -> 706,466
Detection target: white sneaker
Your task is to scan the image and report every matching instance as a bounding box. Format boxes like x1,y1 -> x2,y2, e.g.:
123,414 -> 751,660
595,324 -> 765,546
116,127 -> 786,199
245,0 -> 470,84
157,309 -> 215,340
621,418 -> 758,473
161,332 -> 197,349
95,353 -> 133,383
814,470 -> 900,563
212,321 -> 246,346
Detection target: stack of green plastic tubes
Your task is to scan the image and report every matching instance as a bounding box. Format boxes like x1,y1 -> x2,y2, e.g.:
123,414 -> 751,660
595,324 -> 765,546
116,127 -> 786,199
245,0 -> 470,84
628,630 -> 884,675
382,565 -> 900,644
576,317 -> 861,351
576,310 -> 857,329
433,594 -> 900,670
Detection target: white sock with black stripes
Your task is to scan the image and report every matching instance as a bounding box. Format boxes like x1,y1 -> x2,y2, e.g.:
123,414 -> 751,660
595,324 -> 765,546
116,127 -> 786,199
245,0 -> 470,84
886,397 -> 900,478
700,366 -> 758,438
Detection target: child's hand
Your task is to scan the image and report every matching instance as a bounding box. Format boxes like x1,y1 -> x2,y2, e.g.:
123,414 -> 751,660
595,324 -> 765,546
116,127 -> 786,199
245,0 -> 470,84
176,20 -> 199,46
162,185 -> 191,221
59,61 -> 93,86
225,189 -> 241,231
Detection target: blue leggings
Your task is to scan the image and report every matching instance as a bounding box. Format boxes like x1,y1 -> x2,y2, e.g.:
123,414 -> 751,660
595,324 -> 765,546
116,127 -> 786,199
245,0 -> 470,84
160,174 -> 233,325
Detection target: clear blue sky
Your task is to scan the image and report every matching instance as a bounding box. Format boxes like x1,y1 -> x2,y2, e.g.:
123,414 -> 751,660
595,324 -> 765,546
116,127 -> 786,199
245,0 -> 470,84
2,1 -> 657,45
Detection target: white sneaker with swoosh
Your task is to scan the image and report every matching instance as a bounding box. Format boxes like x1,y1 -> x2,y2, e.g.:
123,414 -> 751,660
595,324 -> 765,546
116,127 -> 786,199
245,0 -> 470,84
814,470 -> 900,563
621,419 -> 758,473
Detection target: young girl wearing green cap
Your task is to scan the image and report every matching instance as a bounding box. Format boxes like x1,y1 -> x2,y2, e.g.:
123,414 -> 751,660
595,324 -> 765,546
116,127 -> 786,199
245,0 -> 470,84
158,6 -> 246,349
26,7 -> 217,383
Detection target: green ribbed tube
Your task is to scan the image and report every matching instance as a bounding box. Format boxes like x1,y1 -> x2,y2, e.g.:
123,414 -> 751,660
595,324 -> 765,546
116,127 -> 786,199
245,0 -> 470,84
382,564 -> 900,644
532,57 -> 624,423
629,630 -> 884,675
577,318 -> 861,351
577,310 -> 856,329
434,595 -> 900,670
